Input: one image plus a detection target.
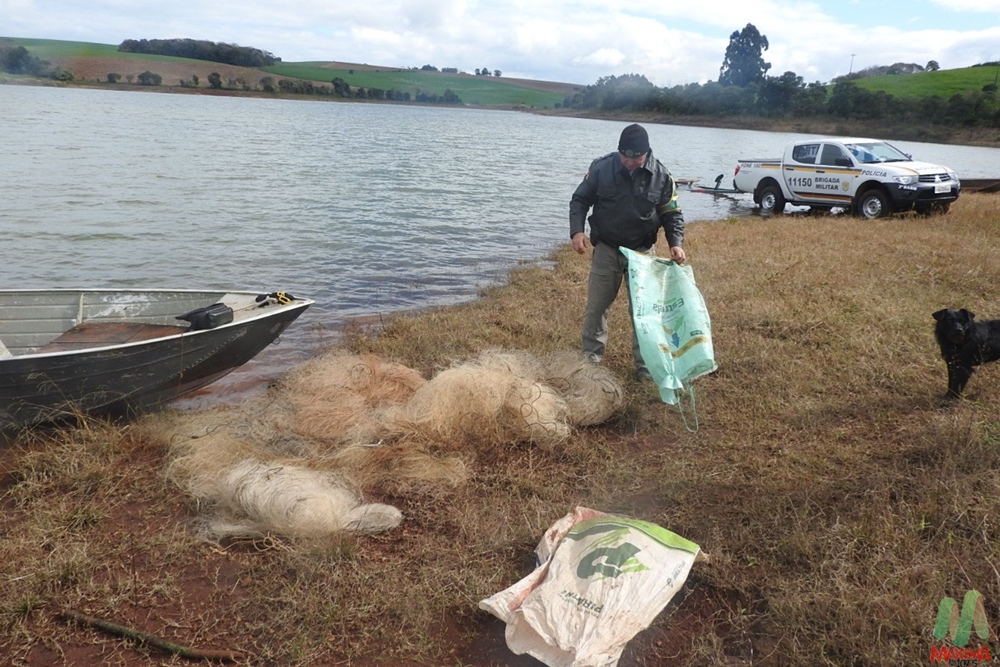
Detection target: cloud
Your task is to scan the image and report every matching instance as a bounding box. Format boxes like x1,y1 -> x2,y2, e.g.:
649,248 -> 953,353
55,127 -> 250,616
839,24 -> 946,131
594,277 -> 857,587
929,0 -> 1000,10
3,0 -> 999,86
574,48 -> 626,68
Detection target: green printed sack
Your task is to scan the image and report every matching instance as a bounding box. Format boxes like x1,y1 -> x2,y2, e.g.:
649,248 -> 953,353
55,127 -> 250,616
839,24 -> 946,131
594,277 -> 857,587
619,248 -> 717,407
479,507 -> 700,667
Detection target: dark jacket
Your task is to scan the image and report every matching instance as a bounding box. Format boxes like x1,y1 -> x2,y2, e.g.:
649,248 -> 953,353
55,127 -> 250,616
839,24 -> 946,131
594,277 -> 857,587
569,151 -> 684,250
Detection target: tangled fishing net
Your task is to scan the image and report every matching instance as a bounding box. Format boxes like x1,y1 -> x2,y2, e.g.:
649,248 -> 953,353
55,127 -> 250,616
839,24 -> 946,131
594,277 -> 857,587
148,349 -> 624,541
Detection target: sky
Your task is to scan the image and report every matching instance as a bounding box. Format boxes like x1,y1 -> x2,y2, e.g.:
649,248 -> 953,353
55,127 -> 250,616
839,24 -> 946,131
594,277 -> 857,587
3,0 -> 1000,86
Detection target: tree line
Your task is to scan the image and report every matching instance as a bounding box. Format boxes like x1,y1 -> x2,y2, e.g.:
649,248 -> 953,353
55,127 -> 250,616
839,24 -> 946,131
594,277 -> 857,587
96,69 -> 464,105
558,23 -> 1000,129
117,38 -> 280,67
418,64 -> 502,77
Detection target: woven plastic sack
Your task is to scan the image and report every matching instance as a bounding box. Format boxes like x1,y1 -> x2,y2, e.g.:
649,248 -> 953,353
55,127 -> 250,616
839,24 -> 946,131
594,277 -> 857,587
479,507 -> 700,667
619,248 -> 717,406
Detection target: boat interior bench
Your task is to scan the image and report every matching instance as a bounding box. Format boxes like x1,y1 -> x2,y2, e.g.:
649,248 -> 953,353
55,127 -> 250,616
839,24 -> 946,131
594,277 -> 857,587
0,292 -> 272,357
37,322 -> 188,353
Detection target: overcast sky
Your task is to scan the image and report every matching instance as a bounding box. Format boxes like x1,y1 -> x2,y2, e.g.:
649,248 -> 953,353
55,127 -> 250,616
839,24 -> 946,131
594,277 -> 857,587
4,0 -> 1000,86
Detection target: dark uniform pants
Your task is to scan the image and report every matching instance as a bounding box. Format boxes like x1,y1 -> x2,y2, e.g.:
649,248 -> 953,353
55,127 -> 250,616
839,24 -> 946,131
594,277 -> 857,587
581,242 -> 650,371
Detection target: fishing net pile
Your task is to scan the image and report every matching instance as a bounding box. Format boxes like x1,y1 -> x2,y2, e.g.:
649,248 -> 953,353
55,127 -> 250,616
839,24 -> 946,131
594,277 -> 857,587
149,349 -> 625,541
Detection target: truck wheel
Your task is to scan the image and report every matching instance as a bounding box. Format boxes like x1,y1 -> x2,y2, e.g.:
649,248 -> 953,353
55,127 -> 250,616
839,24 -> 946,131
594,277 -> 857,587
857,190 -> 893,219
759,184 -> 785,214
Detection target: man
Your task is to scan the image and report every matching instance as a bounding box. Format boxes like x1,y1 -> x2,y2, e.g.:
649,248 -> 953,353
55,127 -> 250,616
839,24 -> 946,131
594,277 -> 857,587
569,123 -> 686,379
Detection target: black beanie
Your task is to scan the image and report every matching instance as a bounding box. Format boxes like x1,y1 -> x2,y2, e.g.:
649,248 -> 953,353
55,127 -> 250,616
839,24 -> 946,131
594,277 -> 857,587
618,124 -> 649,154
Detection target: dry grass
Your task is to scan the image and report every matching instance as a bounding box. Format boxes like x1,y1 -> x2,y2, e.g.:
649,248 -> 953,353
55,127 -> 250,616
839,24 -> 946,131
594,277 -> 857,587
3,195 -> 1000,666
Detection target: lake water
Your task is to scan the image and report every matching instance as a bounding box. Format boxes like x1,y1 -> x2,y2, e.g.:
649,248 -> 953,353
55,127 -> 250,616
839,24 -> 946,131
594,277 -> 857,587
4,84 -> 1000,404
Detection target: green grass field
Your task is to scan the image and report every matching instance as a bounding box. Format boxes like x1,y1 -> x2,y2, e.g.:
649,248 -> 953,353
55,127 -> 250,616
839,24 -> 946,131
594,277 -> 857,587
851,64 -> 1000,99
262,62 -> 572,107
1,37 -> 208,67
4,37 -> 119,58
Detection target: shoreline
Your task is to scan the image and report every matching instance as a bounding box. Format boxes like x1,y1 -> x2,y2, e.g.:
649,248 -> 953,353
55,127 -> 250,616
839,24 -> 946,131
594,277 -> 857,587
4,138 -> 1000,666
6,76 -> 1000,149
532,107 -> 1000,149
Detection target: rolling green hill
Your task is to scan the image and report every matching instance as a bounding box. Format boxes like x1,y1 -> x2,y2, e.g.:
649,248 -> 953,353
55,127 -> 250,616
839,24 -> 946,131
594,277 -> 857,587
0,37 -> 581,108
2,37 -> 202,67
849,64 -> 1000,99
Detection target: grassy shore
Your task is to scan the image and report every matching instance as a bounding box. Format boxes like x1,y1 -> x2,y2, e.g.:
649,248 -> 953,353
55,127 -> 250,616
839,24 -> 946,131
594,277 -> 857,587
3,197 -> 1000,666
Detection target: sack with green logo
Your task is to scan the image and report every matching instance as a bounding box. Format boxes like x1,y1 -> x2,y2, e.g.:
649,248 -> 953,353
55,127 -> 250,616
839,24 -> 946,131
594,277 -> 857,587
479,506 -> 700,667
619,249 -> 717,424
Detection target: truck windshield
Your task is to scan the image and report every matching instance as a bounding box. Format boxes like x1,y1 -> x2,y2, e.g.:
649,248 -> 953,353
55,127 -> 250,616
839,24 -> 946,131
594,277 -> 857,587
845,142 -> 910,164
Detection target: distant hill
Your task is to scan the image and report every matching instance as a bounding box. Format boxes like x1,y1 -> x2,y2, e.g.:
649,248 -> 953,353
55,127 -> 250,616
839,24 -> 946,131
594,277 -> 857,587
0,37 -> 584,108
848,63 -> 1000,99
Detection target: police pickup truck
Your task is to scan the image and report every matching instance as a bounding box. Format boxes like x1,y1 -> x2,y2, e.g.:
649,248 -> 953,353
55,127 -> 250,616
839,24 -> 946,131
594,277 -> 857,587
732,137 -> 960,218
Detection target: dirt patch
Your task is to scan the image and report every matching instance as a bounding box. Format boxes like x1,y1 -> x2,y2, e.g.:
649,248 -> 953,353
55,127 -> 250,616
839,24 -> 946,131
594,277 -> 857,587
46,55 -> 280,86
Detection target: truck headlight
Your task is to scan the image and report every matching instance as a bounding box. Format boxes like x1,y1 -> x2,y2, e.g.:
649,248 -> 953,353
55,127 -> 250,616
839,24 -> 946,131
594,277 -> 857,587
947,171 -> 958,182
893,175 -> 917,185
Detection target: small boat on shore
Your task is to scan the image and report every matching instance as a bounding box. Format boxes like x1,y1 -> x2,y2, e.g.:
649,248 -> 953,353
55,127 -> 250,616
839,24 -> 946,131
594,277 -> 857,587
0,289 -> 313,428
680,174 -> 744,196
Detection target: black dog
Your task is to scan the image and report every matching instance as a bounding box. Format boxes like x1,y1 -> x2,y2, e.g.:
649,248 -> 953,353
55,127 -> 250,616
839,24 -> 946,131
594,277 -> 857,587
933,308 -> 1000,398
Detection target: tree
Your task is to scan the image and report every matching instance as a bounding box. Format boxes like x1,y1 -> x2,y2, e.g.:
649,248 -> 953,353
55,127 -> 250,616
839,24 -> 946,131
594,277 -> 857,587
207,72 -> 222,89
136,70 -> 161,85
719,23 -> 771,87
585,73 -> 657,110
756,71 -> 803,116
792,81 -> 827,116
0,45 -> 50,76
494,69 -> 501,77
107,72 -> 121,83
926,60 -> 940,72
0,45 -> 31,73
331,77 -> 351,97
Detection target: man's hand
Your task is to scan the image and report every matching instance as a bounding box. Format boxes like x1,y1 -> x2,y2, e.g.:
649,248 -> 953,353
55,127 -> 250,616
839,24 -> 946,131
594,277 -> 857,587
670,246 -> 687,264
572,232 -> 589,255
